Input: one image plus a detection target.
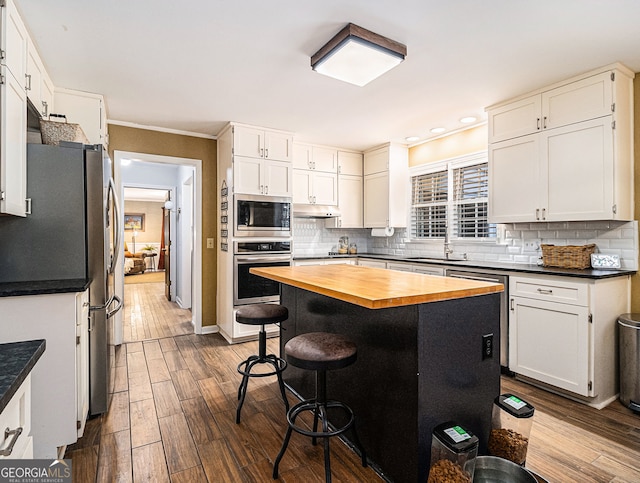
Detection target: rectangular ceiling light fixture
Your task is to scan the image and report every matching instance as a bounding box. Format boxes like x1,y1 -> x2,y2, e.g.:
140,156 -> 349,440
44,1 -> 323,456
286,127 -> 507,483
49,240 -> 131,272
311,23 -> 406,87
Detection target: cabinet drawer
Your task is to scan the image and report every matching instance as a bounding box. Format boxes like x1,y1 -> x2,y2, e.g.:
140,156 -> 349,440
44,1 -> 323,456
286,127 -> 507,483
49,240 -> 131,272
0,374 -> 31,459
510,276 -> 588,305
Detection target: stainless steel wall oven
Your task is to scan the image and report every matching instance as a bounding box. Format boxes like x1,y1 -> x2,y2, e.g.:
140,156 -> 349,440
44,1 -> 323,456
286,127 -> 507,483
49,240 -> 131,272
234,195 -> 291,237
233,241 -> 291,305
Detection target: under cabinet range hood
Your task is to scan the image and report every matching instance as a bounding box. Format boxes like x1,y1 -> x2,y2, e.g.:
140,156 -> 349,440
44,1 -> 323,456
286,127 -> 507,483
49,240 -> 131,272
292,204 -> 341,218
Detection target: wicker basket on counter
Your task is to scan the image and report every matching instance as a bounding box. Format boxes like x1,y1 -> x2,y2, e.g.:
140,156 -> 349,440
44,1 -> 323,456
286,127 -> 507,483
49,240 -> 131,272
540,244 -> 596,269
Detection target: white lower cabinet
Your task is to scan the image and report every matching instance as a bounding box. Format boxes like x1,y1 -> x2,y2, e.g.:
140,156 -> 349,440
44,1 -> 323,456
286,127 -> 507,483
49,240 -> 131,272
293,259 -> 356,266
387,262 -> 444,276
0,374 -> 32,459
508,274 -> 629,408
0,290 -> 89,457
357,258 -> 387,269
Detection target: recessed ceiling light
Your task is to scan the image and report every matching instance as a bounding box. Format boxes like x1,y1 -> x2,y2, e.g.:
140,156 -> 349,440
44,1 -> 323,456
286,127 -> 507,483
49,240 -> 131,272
430,127 -> 446,134
460,116 -> 477,123
405,136 -> 420,142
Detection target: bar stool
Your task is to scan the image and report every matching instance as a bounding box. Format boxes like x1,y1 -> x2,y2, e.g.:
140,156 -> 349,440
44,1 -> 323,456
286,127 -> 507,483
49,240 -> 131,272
273,332 -> 367,482
235,304 -> 290,424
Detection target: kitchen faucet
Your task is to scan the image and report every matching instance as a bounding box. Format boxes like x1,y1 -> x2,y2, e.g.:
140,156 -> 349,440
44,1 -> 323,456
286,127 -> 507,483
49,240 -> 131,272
443,225 -> 454,259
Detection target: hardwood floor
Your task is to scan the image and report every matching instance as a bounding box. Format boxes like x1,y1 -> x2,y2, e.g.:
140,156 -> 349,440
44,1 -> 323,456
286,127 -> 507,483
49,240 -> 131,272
64,281 -> 640,482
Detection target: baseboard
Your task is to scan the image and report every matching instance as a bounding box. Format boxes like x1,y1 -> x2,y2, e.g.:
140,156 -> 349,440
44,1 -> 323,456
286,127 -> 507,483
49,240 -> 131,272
201,324 -> 219,335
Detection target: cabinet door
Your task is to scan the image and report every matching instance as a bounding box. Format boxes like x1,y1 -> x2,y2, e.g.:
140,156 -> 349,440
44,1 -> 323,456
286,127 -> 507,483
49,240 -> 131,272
0,66 -> 27,216
412,265 -> 444,276
364,171 -> 389,227
358,259 -> 387,268
542,72 -> 612,130
364,147 -> 388,175
338,151 -> 363,176
312,146 -> 337,172
313,172 -> 338,205
233,156 -> 263,195
26,39 -> 43,111
264,159 -> 292,197
336,175 -> 362,228
488,134 -> 539,223
234,126 -> 264,158
292,143 -> 312,170
1,0 -> 28,81
387,262 -> 413,272
54,89 -> 105,145
488,95 -> 541,143
264,131 -> 293,162
41,71 -> 54,117
76,291 -> 89,437
292,169 -> 312,204
509,296 -> 591,396
543,117 -> 614,221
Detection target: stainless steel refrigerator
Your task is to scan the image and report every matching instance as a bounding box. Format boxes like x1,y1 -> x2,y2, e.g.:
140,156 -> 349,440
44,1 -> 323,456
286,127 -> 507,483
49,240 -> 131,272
0,141 -> 122,415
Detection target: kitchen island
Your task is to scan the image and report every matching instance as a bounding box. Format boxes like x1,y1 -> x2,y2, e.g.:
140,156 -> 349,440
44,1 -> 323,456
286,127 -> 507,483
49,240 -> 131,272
250,264 -> 504,483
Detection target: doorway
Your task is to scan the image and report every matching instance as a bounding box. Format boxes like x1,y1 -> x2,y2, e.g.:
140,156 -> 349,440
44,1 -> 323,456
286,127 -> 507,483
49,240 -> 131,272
113,150 -> 203,345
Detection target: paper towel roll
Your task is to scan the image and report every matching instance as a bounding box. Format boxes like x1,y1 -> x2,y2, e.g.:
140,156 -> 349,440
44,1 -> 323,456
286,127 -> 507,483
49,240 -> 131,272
371,227 -> 394,237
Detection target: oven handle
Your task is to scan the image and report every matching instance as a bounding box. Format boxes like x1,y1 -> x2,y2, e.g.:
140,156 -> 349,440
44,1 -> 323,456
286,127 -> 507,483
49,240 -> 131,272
235,255 -> 292,263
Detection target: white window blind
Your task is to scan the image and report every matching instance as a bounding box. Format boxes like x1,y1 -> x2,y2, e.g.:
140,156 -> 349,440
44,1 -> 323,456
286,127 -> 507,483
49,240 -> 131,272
452,163 -> 496,238
410,156 -> 496,240
410,169 -> 447,238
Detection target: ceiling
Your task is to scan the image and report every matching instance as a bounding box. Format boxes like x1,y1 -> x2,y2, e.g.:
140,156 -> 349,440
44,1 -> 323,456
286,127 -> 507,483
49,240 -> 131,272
124,187 -> 168,203
14,0 -> 640,151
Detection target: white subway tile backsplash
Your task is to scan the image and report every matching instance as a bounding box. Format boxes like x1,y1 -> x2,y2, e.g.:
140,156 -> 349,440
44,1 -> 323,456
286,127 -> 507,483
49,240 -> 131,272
292,219 -> 638,270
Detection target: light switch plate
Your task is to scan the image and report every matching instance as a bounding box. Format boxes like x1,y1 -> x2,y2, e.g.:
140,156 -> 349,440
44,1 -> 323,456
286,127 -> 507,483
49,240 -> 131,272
590,254 -> 621,269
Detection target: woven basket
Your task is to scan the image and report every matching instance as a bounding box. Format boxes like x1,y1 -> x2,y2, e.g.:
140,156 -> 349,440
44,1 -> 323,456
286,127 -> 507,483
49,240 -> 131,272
540,244 -> 596,269
40,114 -> 89,146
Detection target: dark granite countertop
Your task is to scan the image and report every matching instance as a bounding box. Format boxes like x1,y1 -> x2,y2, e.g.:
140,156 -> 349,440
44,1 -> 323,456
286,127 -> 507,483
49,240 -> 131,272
293,253 -> 635,279
0,278 -> 91,297
0,339 -> 46,414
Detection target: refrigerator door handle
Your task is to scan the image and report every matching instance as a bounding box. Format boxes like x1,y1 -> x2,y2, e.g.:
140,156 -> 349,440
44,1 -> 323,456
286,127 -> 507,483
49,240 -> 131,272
107,294 -> 123,319
109,177 -> 122,274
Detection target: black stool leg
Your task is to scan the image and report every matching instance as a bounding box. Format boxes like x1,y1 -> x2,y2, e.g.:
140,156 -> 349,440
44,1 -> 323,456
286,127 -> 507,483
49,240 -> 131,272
273,422 -> 294,479
236,355 -> 259,424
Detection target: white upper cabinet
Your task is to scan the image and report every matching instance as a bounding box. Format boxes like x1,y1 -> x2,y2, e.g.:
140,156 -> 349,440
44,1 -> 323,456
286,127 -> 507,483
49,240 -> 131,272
0,0 -> 28,217
1,0 -> 27,82
488,71 -> 614,143
363,143 -> 408,228
292,168 -> 337,205
326,151 -> 364,229
26,38 -> 53,118
233,155 -> 292,197
54,88 -> 107,146
234,125 -> 293,162
487,64 -> 634,223
293,142 -> 338,172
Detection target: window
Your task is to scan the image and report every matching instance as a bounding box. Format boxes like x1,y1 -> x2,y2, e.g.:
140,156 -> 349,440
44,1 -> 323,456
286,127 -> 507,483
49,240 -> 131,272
410,153 -> 496,240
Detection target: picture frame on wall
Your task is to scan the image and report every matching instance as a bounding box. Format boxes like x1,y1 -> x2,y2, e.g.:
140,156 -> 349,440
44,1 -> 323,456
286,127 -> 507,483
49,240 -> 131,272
124,213 -> 145,231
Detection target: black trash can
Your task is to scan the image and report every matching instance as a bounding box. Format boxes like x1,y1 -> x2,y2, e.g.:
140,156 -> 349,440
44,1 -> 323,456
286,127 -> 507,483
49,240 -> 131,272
618,314 -> 640,413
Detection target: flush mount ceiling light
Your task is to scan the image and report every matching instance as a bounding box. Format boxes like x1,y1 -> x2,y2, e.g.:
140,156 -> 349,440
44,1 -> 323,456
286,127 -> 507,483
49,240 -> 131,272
430,127 -> 446,134
460,116 -> 477,123
311,23 -> 406,87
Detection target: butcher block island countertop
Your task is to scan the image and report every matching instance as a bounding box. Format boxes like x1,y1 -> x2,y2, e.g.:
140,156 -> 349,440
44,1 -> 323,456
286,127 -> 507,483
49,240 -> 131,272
250,264 -> 504,309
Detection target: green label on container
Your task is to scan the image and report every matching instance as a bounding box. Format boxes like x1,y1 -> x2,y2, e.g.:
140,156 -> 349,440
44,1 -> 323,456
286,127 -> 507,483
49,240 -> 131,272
444,425 -> 471,443
505,395 -> 527,410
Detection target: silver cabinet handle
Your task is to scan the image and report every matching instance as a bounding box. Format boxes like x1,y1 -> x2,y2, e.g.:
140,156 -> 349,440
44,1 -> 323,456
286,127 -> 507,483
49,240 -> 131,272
510,299 -> 514,311
42,100 -> 48,118
264,185 -> 268,194
537,288 -> 553,295
543,116 -> 547,129
25,74 -> 31,91
260,185 -> 264,194
0,427 -> 23,456
535,208 -> 540,220
541,208 -> 546,220
260,148 -> 264,158
265,148 -> 269,158
537,118 -> 541,130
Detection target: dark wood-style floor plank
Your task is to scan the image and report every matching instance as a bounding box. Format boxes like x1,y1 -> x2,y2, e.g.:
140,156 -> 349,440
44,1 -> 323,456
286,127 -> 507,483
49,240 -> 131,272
64,281 -> 640,483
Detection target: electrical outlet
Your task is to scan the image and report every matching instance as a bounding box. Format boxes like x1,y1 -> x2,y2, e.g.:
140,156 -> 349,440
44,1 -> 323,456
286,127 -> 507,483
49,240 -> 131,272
206,238 -> 214,249
523,239 -> 541,252
482,333 -> 493,360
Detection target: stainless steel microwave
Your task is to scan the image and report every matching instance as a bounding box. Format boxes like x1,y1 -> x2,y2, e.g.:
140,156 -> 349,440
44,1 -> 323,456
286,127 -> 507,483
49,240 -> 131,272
234,194 -> 291,237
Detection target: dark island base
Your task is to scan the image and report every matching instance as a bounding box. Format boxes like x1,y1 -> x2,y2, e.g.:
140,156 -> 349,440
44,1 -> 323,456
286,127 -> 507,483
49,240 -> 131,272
279,285 -> 501,483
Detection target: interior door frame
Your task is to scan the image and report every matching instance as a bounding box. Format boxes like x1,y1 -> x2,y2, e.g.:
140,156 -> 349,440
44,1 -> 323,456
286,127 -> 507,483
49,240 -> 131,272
113,150 -> 203,342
